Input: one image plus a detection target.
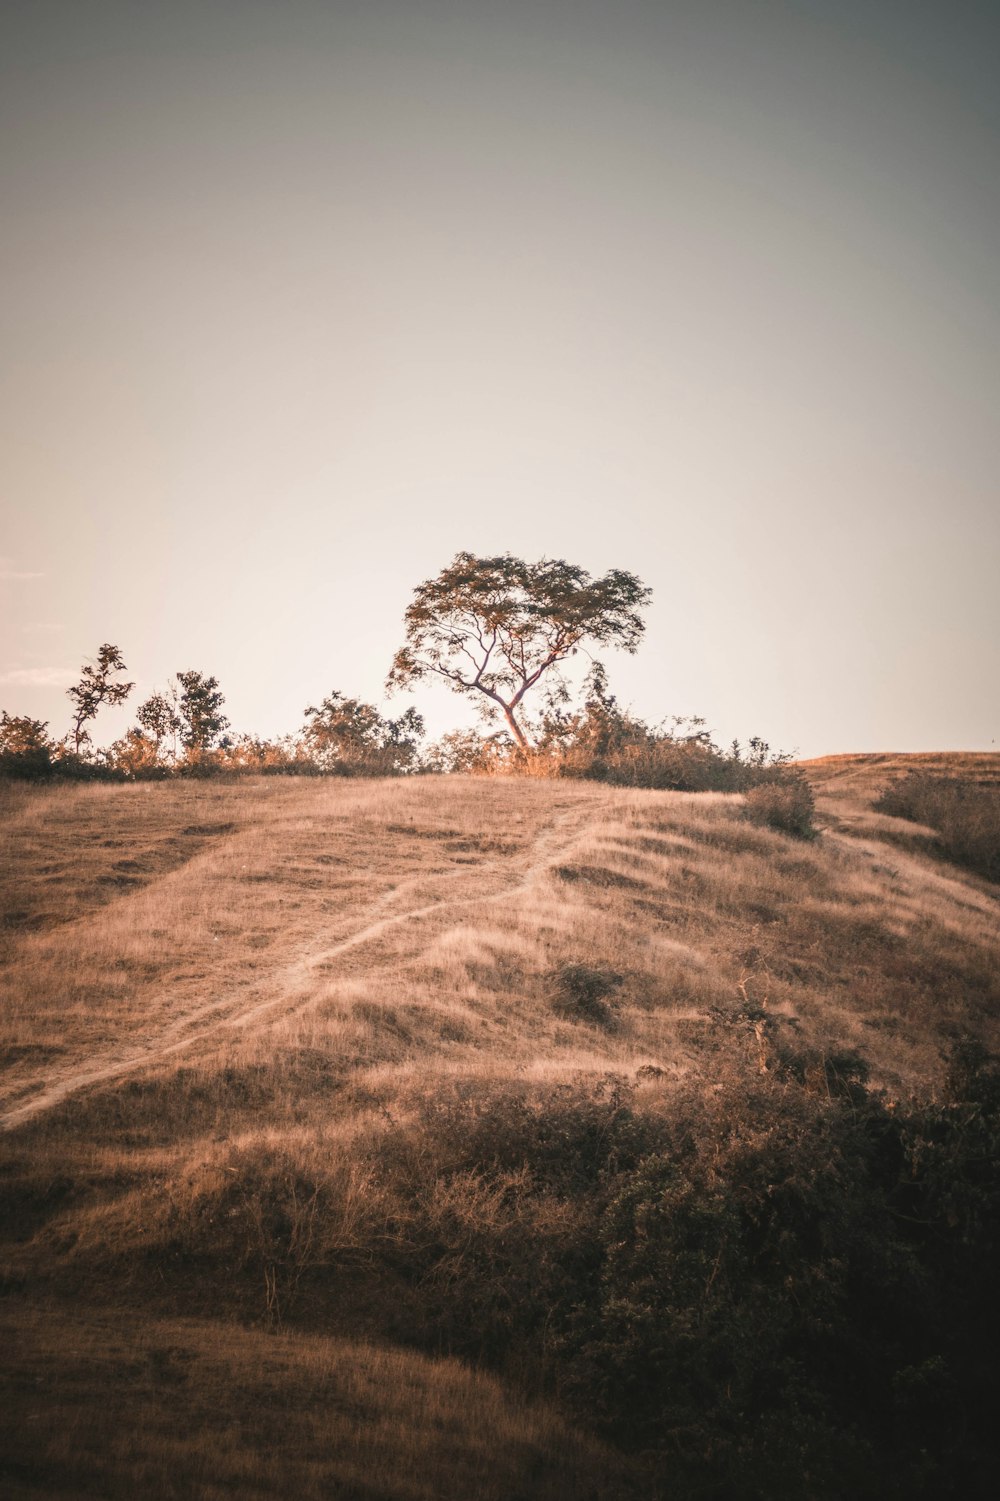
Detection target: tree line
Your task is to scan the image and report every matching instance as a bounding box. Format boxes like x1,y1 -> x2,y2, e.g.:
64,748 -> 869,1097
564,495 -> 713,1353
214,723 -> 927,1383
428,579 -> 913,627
1,551 -> 804,812
0,667 -> 425,782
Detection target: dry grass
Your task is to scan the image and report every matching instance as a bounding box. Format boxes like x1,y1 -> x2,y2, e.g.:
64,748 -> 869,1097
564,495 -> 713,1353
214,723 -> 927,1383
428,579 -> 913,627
800,750 -> 1000,841
1,759 -> 998,1497
873,769 -> 1000,881
0,1302 -> 632,1501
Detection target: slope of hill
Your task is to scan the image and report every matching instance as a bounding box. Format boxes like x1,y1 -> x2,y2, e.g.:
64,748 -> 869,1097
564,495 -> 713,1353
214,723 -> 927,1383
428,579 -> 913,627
1,757 -> 998,1497
802,749 -> 1000,824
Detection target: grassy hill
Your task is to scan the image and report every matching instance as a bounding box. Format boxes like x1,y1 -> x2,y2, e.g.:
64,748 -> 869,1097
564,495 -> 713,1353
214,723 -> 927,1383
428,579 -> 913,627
2,757 -> 998,1497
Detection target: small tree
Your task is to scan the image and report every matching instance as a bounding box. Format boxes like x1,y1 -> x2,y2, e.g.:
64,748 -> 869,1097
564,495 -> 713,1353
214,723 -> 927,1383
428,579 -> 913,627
174,671 -> 229,759
66,643 -> 133,754
135,691 -> 182,764
388,552 -> 651,748
302,692 -> 424,775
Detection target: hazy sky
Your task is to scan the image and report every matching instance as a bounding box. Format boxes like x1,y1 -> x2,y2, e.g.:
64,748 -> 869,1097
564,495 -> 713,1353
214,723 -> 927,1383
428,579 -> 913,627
2,0 -> 998,757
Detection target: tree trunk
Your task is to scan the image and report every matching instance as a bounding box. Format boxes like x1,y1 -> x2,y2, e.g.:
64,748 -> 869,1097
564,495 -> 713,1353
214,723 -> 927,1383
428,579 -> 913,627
503,705 -> 529,750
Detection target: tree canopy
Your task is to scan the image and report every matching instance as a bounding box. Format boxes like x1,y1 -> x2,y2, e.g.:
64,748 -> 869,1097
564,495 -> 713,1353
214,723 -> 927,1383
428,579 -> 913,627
302,692 -> 424,775
66,644 -> 133,754
173,671 -> 229,755
136,692 -> 181,756
388,552 -> 651,747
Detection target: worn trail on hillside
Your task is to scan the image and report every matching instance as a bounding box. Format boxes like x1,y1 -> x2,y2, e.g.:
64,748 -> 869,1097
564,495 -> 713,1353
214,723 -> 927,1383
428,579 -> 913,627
0,803 -> 602,1131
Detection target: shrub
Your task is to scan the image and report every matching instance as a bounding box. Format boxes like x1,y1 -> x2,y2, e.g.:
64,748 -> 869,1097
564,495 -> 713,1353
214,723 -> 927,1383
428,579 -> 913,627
546,964 -> 624,1027
0,712 -> 55,779
744,770 -> 817,838
874,773 -> 1000,882
106,728 -> 170,779
532,689 -> 754,791
302,692 -> 424,775
420,728 -> 512,775
217,735 -> 317,776
479,697 -> 795,794
554,1039 -> 1000,1497
436,666 -> 797,792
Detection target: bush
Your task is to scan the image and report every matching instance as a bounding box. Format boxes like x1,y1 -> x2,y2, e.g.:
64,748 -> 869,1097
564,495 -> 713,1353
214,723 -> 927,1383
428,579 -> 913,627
535,689 -> 746,790
105,729 -> 171,779
217,735 -> 318,777
552,1038 -> 1000,1497
301,693 -> 424,776
546,964 -> 624,1027
744,770 -> 817,838
556,733 -> 747,791
477,681 -> 796,794
874,773 -> 1000,882
0,713 -> 55,780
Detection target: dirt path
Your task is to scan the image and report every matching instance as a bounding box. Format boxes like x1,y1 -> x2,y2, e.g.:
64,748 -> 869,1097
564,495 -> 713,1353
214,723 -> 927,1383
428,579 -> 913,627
0,804 -> 597,1132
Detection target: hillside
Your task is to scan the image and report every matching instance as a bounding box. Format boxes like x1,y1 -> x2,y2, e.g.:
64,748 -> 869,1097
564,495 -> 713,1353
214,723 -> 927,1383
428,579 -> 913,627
2,756 -> 998,1498
802,749 -> 1000,820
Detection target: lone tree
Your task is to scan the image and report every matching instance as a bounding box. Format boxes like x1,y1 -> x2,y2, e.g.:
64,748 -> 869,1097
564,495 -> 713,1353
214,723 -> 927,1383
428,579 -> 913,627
388,552 -> 651,749
66,643 -> 134,754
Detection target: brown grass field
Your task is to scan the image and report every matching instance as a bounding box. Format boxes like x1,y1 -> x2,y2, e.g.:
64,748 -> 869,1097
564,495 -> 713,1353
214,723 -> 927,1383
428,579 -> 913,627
1,756 -> 998,1497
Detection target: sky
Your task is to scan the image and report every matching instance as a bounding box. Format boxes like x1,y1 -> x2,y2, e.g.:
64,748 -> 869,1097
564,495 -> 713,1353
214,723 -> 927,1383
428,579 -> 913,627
2,0 -> 998,758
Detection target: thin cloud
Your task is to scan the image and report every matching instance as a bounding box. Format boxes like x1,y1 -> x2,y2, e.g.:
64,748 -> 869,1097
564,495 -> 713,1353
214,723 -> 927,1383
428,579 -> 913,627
0,557 -> 45,581
20,623 -> 63,634
0,666 -> 77,688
